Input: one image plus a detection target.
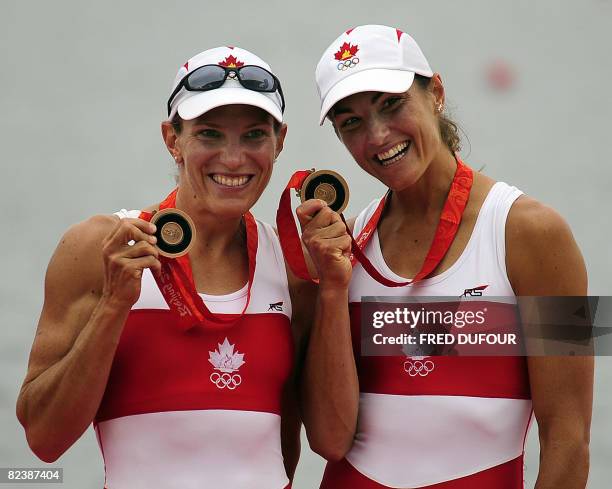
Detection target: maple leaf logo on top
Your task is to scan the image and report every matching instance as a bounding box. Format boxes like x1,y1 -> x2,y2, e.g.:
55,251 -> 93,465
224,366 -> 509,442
208,338 -> 246,373
218,54 -> 244,68
334,42 -> 359,61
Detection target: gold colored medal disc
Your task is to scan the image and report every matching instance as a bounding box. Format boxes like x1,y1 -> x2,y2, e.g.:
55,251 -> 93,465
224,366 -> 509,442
160,221 -> 184,246
313,182 -> 337,207
300,169 -> 349,214
150,208 -> 196,258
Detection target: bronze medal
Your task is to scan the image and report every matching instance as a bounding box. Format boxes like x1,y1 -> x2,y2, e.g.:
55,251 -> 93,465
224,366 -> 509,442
150,208 -> 196,258
299,169 -> 349,214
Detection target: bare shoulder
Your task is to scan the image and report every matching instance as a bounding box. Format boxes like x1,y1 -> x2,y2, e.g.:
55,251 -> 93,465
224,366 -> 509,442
506,195 -> 576,261
42,213 -> 121,325
60,214 -> 118,251
506,195 -> 571,239
20,214 -> 121,383
505,195 -> 586,295
49,214 -> 118,291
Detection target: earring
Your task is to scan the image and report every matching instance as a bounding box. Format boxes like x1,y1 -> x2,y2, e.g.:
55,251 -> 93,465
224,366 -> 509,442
174,154 -> 183,164
437,103 -> 444,113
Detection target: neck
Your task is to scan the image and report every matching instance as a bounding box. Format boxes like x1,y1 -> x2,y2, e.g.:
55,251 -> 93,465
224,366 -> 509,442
388,149 -> 458,220
174,187 -> 246,256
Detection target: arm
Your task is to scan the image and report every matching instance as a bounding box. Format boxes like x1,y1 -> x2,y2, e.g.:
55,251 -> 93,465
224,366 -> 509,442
279,267 -> 318,479
16,216 -> 160,462
506,197 -> 592,489
296,201 -> 359,461
280,370 -> 302,480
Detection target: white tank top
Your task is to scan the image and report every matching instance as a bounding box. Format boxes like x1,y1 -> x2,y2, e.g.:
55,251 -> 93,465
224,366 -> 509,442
344,182 -> 534,488
94,210 -> 292,489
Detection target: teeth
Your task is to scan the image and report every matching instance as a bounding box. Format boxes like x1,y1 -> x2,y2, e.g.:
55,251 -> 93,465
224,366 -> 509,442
211,175 -> 250,187
377,141 -> 409,162
381,151 -> 406,166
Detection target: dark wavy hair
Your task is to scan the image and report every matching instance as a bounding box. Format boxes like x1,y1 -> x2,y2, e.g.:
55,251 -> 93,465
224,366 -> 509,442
414,74 -> 462,154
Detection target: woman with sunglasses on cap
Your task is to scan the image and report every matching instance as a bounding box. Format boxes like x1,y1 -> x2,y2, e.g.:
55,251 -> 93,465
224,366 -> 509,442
299,25 -> 592,488
17,46 -> 309,488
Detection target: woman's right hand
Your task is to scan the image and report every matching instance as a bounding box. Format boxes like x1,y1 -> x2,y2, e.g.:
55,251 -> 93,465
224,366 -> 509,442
101,218 -> 161,307
296,200 -> 352,289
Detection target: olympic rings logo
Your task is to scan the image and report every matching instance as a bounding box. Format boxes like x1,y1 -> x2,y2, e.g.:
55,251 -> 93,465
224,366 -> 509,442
210,372 -> 242,390
403,358 -> 435,377
337,57 -> 359,71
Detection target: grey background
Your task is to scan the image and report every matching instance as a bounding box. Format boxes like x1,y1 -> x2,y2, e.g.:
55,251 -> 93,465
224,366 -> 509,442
1,0 -> 610,487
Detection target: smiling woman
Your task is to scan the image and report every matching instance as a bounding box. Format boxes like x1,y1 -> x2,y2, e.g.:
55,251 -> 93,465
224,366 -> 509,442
16,46 -> 312,489
299,24 -> 593,489
163,104 -> 284,222
169,105 -> 283,185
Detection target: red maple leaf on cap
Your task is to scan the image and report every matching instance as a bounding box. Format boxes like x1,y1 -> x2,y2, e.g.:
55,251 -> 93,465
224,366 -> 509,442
219,54 -> 244,68
334,42 -> 359,61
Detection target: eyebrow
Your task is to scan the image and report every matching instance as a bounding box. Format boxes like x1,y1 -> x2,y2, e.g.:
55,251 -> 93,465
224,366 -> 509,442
191,120 -> 222,128
244,121 -> 271,129
371,92 -> 385,104
332,92 -> 385,117
191,119 -> 270,130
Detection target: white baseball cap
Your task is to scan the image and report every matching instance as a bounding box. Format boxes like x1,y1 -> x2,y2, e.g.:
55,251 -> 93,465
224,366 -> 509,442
315,25 -> 433,124
167,46 -> 284,123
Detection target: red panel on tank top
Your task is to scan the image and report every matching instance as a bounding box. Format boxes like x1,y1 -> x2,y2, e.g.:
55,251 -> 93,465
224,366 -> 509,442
349,302 -> 531,399
320,456 -> 524,489
95,309 -> 293,422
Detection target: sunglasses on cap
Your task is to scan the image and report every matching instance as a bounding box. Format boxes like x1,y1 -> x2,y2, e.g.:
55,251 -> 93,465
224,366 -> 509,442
167,64 -> 286,117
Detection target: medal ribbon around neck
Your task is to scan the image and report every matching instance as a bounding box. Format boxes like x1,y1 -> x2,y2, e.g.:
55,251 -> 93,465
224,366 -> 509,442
276,158 -> 473,286
138,187 -> 258,330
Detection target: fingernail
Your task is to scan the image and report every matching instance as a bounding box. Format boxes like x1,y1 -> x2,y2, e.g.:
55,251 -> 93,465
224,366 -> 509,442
150,224 -> 157,233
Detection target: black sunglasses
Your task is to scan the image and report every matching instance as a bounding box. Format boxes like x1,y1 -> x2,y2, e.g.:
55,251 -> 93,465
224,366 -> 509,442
167,64 -> 285,117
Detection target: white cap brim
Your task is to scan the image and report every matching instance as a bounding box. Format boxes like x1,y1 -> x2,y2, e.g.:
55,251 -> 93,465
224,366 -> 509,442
177,86 -> 283,123
319,68 -> 416,125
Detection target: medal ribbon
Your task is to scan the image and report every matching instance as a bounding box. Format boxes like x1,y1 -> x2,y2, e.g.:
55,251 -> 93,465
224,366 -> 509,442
276,158 -> 473,286
138,187 -> 258,330
276,169 -> 397,284
276,170 -> 315,282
